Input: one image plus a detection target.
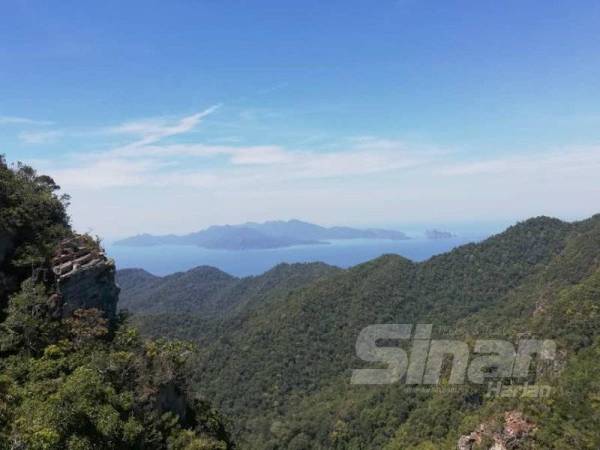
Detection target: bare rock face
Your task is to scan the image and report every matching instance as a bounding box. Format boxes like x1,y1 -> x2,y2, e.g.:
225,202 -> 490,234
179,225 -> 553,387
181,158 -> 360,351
457,411 -> 535,450
51,236 -> 120,321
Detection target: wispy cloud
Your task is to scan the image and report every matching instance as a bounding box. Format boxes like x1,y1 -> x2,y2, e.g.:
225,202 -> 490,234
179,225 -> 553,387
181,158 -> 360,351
9,106 -> 220,148
0,115 -> 53,126
108,105 -> 221,147
46,158 -> 169,189
24,107 -> 600,238
18,130 -> 63,144
34,106 -> 600,196
436,147 -> 600,176
43,138 -> 436,191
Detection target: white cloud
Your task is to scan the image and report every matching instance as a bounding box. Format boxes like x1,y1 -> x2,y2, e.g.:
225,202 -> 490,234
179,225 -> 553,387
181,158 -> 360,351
22,108 -> 600,239
40,119 -> 600,198
40,139 -> 435,191
108,105 -> 220,148
106,143 -> 289,165
0,116 -> 53,126
5,109 -> 217,146
437,147 -> 600,176
47,158 -> 168,189
18,130 -> 63,144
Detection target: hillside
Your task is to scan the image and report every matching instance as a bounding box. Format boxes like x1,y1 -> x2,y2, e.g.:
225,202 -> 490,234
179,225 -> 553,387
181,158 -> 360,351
118,262 -> 341,317
117,266 -> 236,315
0,157 -> 234,449
4,157 -> 600,449
132,214 -> 600,449
114,219 -> 410,250
118,262 -> 343,344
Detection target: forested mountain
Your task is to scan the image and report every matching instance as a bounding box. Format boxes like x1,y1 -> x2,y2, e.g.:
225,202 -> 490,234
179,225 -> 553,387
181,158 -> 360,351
0,157 -> 233,449
130,213 -> 600,449
117,262 -> 341,317
4,155 -> 600,449
117,266 -> 236,315
114,219 -> 409,250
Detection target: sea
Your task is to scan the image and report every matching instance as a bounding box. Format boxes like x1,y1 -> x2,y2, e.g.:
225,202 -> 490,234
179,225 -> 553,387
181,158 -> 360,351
106,234 -> 487,277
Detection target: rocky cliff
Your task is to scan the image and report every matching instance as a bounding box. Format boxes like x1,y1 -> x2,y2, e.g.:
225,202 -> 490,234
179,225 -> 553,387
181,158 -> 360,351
51,235 -> 120,321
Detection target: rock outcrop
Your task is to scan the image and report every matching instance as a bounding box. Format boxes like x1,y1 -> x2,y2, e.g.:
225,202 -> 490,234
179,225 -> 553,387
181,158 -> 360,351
51,236 -> 120,321
458,411 -> 535,450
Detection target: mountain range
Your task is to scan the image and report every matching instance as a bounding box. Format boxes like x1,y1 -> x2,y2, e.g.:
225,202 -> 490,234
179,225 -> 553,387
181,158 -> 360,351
6,153 -> 600,450
117,262 -> 341,317
119,213 -> 600,449
114,219 -> 410,250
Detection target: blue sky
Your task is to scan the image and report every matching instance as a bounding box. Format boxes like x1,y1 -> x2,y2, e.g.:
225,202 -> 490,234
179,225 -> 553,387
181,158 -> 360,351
1,0 -> 600,239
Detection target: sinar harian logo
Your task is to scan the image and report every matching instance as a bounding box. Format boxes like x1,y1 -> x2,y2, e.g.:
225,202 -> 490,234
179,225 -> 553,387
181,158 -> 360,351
351,324 -> 556,386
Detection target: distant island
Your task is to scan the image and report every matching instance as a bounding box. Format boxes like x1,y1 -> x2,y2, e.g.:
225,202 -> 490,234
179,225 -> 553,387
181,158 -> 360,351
425,229 -> 457,239
114,219 -> 410,250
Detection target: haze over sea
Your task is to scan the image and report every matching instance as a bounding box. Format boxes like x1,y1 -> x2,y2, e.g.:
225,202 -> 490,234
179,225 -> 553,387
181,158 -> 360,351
107,234 -> 484,277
